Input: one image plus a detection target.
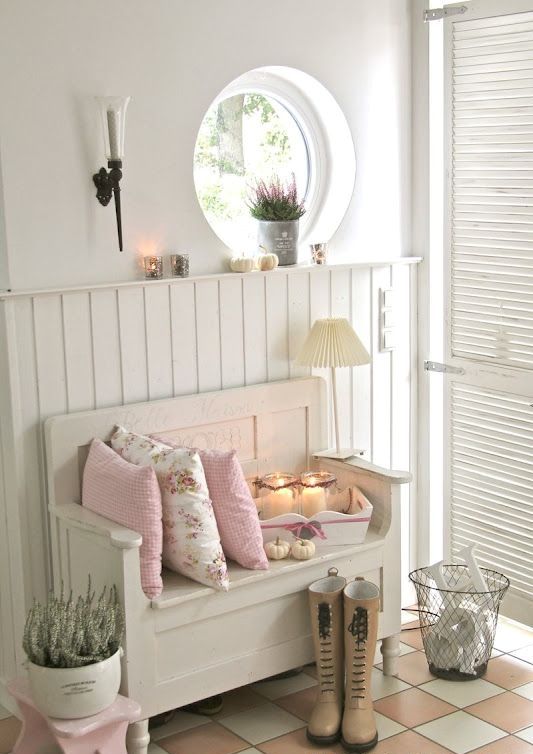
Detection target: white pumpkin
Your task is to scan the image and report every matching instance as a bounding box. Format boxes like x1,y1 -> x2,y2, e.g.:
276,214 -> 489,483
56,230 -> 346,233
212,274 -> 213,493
291,538 -> 316,560
256,251 -> 279,271
229,256 -> 255,273
264,537 -> 291,560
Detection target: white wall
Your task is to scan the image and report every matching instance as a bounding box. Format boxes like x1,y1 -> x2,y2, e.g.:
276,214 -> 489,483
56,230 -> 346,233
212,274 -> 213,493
0,0 -> 411,291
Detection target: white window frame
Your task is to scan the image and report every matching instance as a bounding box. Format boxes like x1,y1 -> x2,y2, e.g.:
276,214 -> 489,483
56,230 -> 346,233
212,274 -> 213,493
195,66 -> 357,251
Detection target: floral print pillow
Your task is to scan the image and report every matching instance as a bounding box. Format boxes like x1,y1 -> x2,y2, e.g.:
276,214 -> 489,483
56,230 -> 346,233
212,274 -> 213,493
111,426 -> 229,591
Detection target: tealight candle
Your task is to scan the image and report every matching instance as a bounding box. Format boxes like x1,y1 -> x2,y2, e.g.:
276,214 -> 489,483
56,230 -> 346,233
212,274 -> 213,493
300,471 -> 337,518
144,256 -> 163,279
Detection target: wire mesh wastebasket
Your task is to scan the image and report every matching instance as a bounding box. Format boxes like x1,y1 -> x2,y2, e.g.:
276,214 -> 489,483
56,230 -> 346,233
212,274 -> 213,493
409,565 -> 509,680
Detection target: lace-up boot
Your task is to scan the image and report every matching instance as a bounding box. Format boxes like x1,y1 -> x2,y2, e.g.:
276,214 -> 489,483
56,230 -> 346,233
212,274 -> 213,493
306,567 -> 346,745
341,578 -> 380,752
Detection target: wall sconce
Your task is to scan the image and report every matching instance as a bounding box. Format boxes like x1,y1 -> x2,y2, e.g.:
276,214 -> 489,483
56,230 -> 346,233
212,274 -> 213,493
93,96 -> 131,251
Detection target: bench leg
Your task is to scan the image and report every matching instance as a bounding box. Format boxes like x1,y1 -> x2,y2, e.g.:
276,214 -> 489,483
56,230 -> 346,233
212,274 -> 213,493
381,634 -> 400,676
126,719 -> 149,754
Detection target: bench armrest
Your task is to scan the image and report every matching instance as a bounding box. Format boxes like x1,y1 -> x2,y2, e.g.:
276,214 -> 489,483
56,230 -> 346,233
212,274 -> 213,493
313,454 -> 411,484
49,503 -> 142,550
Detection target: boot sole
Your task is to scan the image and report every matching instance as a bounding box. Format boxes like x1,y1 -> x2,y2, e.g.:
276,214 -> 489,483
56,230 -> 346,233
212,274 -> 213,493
341,732 -> 378,752
306,729 -> 341,745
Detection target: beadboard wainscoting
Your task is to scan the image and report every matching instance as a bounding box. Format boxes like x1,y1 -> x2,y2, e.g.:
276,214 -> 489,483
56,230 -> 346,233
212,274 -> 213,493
0,259 -> 419,704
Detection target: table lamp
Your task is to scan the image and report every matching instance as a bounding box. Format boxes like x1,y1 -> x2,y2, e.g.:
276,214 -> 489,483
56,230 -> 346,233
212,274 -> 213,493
296,317 -> 371,459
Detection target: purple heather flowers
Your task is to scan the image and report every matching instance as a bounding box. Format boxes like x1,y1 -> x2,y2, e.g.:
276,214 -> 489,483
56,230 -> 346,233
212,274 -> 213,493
249,174 -> 306,221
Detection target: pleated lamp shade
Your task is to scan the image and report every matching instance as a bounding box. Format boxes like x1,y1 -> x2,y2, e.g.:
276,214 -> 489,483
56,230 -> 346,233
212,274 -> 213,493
296,318 -> 370,368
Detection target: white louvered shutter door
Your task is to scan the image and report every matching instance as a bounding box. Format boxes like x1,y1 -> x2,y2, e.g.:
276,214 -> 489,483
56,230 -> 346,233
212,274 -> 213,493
444,0 -> 533,624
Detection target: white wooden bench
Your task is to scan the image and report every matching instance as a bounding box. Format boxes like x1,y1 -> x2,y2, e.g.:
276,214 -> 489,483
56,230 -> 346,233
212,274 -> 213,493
45,377 -> 410,754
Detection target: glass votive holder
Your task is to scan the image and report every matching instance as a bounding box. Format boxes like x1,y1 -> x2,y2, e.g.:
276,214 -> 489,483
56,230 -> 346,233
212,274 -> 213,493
170,253 -> 190,278
256,472 -> 299,520
300,471 -> 337,518
144,256 -> 163,279
310,243 -> 328,265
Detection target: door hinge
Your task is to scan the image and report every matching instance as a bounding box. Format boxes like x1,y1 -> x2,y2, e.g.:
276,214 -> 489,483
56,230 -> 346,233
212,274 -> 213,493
424,360 -> 465,375
424,5 -> 467,22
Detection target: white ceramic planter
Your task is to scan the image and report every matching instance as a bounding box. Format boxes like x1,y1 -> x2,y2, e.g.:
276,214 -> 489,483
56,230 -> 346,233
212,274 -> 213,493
28,648 -> 122,719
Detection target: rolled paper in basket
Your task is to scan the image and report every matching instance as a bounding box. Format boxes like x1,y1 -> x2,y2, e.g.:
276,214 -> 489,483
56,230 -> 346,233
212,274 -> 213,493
455,544 -> 488,592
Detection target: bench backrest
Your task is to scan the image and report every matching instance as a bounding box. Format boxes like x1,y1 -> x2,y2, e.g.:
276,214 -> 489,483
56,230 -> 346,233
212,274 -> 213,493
45,377 -> 327,508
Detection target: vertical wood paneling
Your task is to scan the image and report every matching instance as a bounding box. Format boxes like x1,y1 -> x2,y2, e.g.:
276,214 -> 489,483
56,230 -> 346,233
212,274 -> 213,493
62,293 -> 95,413
14,299 -> 48,602
144,285 -> 173,401
117,288 -> 149,405
242,275 -> 267,386
170,282 -> 198,396
0,262 -> 419,686
33,296 -> 68,418
195,280 -> 222,392
371,267 -> 392,467
331,269 -> 352,450
309,268 -> 331,447
391,264 -> 412,597
288,272 -> 310,379
90,290 -> 123,408
265,273 -> 289,382
219,278 -> 245,389
0,422 -> 16,682
352,269 -> 372,455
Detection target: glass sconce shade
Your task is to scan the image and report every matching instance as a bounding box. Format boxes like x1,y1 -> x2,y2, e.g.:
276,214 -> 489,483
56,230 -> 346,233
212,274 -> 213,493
96,96 -> 131,161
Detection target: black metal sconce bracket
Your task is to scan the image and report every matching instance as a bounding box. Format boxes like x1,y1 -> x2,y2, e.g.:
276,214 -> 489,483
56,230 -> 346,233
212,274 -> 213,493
93,159 -> 124,251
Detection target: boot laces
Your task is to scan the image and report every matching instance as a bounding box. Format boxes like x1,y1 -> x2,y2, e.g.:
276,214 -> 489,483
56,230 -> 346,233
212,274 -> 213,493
317,603 -> 335,694
348,606 -> 368,699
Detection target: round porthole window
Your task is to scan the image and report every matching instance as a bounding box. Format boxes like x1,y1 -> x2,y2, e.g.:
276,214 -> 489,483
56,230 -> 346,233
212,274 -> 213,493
193,66 -> 356,259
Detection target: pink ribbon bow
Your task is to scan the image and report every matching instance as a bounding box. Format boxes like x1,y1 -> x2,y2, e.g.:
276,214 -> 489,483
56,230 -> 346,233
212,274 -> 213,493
281,521 -> 327,540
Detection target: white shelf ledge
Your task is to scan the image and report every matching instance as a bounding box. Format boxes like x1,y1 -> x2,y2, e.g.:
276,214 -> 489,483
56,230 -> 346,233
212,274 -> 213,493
0,257 -> 422,300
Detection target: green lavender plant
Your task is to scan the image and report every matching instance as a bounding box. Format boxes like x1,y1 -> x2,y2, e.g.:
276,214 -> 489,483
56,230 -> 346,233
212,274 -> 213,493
23,580 -> 124,668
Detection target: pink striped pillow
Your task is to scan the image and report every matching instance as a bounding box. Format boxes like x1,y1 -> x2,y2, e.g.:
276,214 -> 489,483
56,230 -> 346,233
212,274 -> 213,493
152,438 -> 268,571
82,439 -> 163,599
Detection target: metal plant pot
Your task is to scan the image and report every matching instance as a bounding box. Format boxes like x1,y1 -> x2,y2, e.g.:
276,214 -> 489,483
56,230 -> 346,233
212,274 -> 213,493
257,220 -> 299,266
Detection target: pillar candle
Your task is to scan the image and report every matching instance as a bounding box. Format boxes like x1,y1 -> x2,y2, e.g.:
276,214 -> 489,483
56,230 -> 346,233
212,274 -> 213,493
301,486 -> 326,518
264,488 -> 295,518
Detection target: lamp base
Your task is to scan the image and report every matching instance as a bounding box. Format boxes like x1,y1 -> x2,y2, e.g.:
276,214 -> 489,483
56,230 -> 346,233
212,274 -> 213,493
313,448 -> 366,461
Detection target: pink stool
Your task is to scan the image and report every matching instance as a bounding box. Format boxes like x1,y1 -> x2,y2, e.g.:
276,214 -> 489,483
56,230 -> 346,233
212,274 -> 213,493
8,678 -> 141,754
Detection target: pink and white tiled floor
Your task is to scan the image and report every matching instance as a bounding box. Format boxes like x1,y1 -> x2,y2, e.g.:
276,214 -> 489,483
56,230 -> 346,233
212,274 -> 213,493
1,614 -> 532,754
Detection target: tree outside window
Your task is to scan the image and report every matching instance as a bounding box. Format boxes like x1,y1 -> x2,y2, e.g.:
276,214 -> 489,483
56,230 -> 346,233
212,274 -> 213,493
194,93 -> 309,251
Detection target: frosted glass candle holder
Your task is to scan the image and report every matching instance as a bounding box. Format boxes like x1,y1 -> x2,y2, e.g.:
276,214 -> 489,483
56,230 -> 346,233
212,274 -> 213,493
170,253 -> 190,278
300,471 -> 337,518
144,256 -> 163,279
256,472 -> 299,519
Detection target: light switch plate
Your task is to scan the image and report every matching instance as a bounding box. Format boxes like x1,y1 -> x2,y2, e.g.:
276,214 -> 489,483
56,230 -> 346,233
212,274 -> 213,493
382,288 -> 394,308
382,329 -> 395,350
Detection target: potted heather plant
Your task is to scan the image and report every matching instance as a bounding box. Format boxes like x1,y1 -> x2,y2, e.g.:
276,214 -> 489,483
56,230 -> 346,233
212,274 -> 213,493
23,581 -> 124,719
249,174 -> 306,266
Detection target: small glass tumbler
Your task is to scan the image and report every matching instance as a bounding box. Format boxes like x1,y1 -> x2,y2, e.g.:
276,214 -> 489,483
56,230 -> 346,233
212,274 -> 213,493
310,243 -> 328,265
170,253 -> 190,278
144,256 -> 163,279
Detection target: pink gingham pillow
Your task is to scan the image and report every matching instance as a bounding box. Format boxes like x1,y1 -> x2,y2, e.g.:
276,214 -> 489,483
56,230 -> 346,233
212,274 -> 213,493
112,427 -> 229,591
152,438 -> 267,571
82,439 -> 163,599
200,449 -> 268,570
